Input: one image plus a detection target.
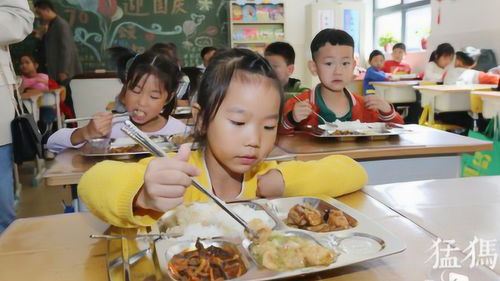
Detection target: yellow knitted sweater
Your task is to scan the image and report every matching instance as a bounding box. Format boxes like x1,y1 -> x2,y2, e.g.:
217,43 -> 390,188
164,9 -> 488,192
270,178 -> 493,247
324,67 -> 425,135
78,150 -> 367,227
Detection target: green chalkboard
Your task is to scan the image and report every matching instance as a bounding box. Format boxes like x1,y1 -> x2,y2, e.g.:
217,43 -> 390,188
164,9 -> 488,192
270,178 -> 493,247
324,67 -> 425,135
14,0 -> 229,72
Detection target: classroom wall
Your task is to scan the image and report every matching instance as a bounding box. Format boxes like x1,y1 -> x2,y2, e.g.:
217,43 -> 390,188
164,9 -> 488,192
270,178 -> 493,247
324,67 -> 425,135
285,0 -> 372,88
13,0 -> 229,72
428,0 -> 500,65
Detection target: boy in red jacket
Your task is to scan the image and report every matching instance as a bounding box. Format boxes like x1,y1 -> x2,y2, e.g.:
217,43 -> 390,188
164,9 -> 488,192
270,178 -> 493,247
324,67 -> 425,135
280,29 -> 403,134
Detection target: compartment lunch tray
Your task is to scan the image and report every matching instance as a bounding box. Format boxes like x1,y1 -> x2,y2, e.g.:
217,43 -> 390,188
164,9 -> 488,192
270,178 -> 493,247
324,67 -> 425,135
150,196 -> 406,281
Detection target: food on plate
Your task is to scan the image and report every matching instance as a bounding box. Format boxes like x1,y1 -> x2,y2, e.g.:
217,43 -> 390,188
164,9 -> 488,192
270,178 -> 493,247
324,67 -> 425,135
319,120 -> 395,136
329,129 -> 360,136
248,219 -> 336,271
168,238 -> 246,281
169,134 -> 195,145
159,203 -> 275,239
107,136 -> 168,153
285,204 -> 352,232
108,144 -> 144,153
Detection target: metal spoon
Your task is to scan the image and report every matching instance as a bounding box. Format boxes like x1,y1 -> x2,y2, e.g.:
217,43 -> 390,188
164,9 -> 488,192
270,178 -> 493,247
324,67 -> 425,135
292,94 -> 337,129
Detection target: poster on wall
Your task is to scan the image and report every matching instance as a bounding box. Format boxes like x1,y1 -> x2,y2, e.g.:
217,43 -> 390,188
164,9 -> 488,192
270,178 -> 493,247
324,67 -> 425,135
343,9 -> 360,55
318,9 -> 334,31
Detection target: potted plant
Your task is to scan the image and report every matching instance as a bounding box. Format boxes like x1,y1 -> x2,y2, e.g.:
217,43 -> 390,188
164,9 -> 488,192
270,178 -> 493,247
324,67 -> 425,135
378,33 -> 398,52
416,28 -> 431,50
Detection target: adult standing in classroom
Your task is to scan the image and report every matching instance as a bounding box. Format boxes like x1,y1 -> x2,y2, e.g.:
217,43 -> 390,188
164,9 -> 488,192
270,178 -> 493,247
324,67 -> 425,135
0,0 -> 34,234
34,0 -> 82,115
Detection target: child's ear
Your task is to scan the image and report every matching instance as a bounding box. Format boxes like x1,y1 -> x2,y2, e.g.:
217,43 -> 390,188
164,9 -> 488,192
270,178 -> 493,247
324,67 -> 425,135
287,64 -> 295,76
307,60 -> 318,76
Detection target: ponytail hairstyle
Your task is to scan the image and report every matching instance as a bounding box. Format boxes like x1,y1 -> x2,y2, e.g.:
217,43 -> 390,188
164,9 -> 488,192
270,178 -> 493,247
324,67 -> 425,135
107,46 -> 182,118
429,43 -> 455,62
194,48 -> 283,145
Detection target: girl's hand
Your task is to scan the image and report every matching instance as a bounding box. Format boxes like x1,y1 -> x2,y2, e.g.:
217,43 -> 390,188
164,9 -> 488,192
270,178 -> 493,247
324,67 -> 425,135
292,101 -> 313,123
364,95 -> 392,113
256,169 -> 284,198
134,144 -> 200,212
82,112 -> 113,139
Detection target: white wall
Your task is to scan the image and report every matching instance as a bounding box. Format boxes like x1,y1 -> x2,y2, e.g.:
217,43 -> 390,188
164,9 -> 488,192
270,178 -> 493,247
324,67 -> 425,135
284,0 -> 500,82
428,0 -> 500,63
284,0 -> 372,88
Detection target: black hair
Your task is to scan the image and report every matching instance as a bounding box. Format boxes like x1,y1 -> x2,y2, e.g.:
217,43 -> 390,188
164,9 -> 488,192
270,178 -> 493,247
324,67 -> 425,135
393,43 -> 406,52
369,50 -> 384,62
264,42 -> 295,65
455,51 -> 475,67
195,48 -> 283,144
107,47 -> 181,119
20,53 -> 37,64
34,0 -> 54,11
149,42 -> 179,65
429,43 -> 455,62
310,29 -> 354,60
201,47 -> 217,59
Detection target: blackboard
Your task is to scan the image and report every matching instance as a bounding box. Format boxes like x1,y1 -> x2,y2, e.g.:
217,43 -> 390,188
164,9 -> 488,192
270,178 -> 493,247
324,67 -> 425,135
13,0 -> 229,72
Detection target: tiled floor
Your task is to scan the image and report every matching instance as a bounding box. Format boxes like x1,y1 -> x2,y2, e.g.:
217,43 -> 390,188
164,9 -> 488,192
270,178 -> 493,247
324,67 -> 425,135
16,161 -> 71,218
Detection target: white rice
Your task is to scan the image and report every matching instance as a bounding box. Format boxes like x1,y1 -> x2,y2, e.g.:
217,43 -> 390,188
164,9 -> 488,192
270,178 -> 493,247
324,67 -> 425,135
159,202 -> 275,240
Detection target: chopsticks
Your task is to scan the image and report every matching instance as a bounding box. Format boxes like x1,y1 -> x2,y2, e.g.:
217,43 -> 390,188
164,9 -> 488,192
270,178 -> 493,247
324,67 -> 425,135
90,233 -> 170,240
64,112 -> 129,123
120,120 -> 259,238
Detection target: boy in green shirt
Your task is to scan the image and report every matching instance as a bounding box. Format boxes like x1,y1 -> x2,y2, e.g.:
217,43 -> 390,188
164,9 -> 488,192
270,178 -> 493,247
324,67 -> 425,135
264,41 -> 309,100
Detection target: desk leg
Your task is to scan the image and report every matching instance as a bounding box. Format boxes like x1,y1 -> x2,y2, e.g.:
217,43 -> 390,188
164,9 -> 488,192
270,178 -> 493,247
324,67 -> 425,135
32,156 -> 45,187
70,184 -> 88,212
428,95 -> 436,124
471,112 -> 479,131
70,184 -> 79,212
54,91 -> 62,129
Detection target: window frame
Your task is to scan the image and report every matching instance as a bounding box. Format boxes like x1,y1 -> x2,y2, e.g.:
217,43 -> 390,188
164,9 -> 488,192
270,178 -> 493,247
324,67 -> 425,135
373,0 -> 431,51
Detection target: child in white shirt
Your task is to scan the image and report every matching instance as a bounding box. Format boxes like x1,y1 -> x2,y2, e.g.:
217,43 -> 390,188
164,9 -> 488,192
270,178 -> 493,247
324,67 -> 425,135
423,43 -> 455,82
444,48 -> 499,85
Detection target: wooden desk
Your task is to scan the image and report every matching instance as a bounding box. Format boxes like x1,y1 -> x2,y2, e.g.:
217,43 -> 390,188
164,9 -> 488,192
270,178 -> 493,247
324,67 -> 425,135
277,124 -> 492,184
414,84 -> 495,124
43,147 -> 296,187
370,80 -> 420,103
1,190 -> 498,280
364,175 -> 500,275
471,91 -> 500,118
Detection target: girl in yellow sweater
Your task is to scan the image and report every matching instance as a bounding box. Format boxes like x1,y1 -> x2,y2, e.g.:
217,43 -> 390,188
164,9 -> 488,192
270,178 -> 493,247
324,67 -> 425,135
78,48 -> 367,228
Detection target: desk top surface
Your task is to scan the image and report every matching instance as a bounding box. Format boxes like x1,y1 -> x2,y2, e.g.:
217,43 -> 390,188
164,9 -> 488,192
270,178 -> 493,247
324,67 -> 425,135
2,177 -> 499,280
277,124 -> 492,160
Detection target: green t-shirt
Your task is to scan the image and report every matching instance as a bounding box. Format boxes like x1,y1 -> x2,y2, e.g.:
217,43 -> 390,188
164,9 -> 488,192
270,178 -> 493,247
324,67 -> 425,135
315,86 -> 353,124
284,78 -> 310,101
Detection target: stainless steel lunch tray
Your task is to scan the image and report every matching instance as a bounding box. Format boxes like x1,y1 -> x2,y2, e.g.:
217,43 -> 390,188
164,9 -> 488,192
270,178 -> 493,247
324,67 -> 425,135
153,196 -> 406,281
80,137 -> 177,159
81,136 -> 197,159
306,123 -> 406,140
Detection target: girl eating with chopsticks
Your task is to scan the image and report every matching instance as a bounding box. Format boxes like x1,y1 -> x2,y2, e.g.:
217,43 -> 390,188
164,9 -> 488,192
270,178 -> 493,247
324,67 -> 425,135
78,48 -> 367,227
47,47 -> 186,153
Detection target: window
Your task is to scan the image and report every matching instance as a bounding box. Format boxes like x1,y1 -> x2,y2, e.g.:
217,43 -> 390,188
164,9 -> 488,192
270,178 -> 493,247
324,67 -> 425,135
373,0 -> 431,51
